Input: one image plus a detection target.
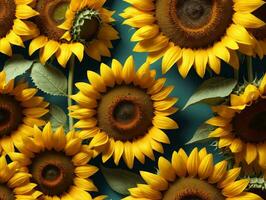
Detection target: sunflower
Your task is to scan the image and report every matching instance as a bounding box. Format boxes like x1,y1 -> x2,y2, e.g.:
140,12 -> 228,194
121,0 -> 265,78
8,123 -> 104,200
28,0 -> 85,67
58,0 -> 119,62
0,71 -> 48,154
240,4 -> 266,59
69,56 -> 178,168
0,155 -> 40,200
0,0 -> 39,56
206,73 -> 266,173
123,147 -> 262,200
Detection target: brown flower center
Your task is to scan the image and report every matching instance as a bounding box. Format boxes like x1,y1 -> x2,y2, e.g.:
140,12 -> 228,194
97,85 -> 154,141
79,17 -> 100,42
249,188 -> 266,199
33,0 -> 70,41
30,151 -> 75,196
0,184 -> 14,200
249,5 -> 266,40
233,98 -> 266,143
163,178 -> 224,200
0,0 -> 15,38
0,95 -> 23,138
156,0 -> 234,49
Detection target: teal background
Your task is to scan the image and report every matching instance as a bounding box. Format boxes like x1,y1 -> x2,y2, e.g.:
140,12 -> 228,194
0,1 -> 266,200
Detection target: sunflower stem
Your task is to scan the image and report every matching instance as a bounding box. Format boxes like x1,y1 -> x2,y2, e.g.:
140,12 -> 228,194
233,69 -> 239,81
68,55 -> 75,130
246,56 -> 254,82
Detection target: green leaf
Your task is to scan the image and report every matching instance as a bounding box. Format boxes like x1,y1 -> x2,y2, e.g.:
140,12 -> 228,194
186,123 -> 215,145
31,63 -> 67,96
43,104 -> 67,130
3,55 -> 34,81
101,166 -> 144,195
183,77 -> 237,109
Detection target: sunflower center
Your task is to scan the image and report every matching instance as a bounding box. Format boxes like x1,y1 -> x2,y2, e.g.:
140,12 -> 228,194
0,184 -> 14,200
30,151 -> 74,196
33,0 -> 70,41
233,98 -> 266,143
163,178 -> 225,200
0,0 -> 16,38
97,85 -> 154,141
249,5 -> 266,40
181,196 -> 203,200
156,0 -> 234,49
249,188 -> 266,199
0,95 -> 23,138
71,9 -> 100,43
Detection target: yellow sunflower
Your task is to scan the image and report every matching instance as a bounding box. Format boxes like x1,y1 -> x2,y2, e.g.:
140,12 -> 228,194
28,0 -> 85,67
206,73 -> 266,173
8,123 -> 105,200
0,155 -> 40,200
121,0 -> 265,78
123,147 -> 262,200
69,56 -> 179,168
0,0 -> 39,56
240,4 -> 266,59
58,0 -> 119,62
0,71 -> 48,154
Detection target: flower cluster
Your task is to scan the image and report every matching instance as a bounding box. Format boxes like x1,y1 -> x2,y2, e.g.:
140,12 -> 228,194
0,0 -> 266,199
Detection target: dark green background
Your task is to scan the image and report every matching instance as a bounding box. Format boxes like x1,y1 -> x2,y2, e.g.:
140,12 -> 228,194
0,1 -> 266,199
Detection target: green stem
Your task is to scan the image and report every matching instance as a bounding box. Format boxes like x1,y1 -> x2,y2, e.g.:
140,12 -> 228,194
68,55 -> 75,130
246,56 -> 254,82
233,69 -> 239,81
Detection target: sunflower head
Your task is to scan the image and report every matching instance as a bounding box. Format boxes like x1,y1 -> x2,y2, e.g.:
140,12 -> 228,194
70,56 -> 178,168
58,0 -> 119,61
0,155 -> 40,200
28,0 -> 86,67
0,0 -> 39,56
207,73 -> 266,173
9,123 -> 99,199
124,147 -> 263,200
121,0 -> 265,78
0,71 -> 49,154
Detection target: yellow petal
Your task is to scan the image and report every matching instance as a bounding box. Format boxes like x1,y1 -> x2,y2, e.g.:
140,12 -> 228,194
123,14 -> 155,28
134,34 -> 169,52
29,36 -> 48,55
194,50 -> 208,78
162,46 -> 181,74
140,171 -> 168,191
122,56 -> 135,84
123,0 -> 155,11
218,168 -> 241,188
158,157 -> 176,181
0,38 -> 12,56
131,25 -> 159,42
245,143 -> 257,164
87,71 -> 106,93
40,40 -> 60,64
222,179 -> 249,197
16,5 -> 39,19
187,148 -> 200,177
208,160 -> 228,184
178,49 -> 195,78
233,12 -> 265,29
152,115 -> 178,129
171,151 -> 187,177
198,154 -> 213,179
